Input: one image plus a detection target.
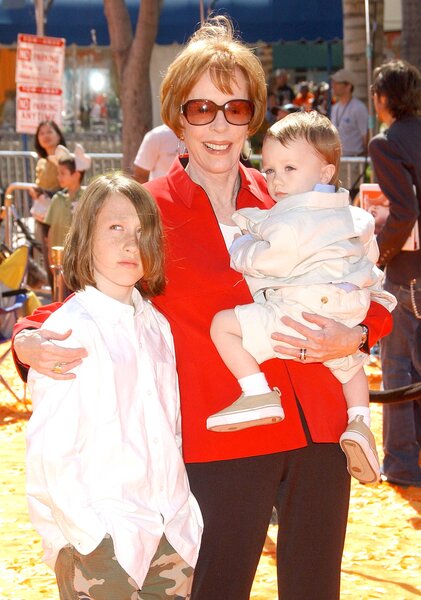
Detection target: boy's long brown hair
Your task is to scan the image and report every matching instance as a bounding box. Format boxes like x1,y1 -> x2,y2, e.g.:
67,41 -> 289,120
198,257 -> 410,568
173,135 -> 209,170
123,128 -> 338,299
63,173 -> 165,298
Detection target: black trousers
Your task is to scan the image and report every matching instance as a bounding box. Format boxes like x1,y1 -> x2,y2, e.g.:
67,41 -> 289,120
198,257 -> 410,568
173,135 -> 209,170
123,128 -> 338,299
186,433 -> 350,600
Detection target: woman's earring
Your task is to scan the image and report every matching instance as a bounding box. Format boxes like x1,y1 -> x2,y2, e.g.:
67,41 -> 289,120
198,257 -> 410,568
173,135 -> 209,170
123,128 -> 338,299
178,136 -> 187,156
241,140 -> 252,161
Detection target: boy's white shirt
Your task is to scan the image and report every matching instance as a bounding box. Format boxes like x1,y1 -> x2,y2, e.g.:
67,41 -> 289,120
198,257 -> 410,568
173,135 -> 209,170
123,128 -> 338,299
26,286 -> 203,588
230,188 -> 395,311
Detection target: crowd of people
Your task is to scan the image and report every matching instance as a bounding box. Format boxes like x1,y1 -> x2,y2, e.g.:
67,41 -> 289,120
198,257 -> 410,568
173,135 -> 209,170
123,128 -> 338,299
267,68 -> 332,123
7,13 -> 421,600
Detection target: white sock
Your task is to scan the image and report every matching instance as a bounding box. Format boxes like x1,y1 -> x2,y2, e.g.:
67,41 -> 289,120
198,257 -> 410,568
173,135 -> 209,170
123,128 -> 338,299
238,373 -> 271,396
347,406 -> 371,427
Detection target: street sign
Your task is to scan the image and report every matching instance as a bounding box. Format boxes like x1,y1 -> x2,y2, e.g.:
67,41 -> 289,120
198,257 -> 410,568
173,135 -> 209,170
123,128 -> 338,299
16,85 -> 63,134
16,33 -> 65,88
15,33 -> 65,134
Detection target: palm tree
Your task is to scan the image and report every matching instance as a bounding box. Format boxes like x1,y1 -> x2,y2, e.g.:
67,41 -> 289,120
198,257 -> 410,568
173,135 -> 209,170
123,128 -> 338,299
401,0 -> 421,68
342,0 -> 384,103
103,0 -> 163,169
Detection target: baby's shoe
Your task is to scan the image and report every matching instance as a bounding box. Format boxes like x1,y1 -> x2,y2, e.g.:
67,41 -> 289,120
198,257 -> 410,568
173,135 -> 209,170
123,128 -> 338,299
339,415 -> 380,484
206,388 -> 284,432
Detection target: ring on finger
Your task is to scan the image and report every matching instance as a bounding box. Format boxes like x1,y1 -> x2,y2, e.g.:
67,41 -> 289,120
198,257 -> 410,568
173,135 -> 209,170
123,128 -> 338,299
299,348 -> 307,361
52,361 -> 64,374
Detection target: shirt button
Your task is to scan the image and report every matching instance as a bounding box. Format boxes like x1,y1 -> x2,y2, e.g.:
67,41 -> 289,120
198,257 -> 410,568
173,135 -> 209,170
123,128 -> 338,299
321,296 -> 329,304
153,438 -> 159,444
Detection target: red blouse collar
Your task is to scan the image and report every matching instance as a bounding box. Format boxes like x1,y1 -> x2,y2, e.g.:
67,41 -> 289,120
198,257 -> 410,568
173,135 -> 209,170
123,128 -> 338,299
165,155 -> 269,209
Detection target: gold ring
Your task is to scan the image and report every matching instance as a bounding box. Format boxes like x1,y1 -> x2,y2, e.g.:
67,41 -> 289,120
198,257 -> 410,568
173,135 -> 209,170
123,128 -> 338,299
299,348 -> 307,361
52,361 -> 63,374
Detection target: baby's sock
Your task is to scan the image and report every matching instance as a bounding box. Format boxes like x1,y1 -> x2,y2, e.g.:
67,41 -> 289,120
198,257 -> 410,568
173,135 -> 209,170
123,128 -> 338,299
347,406 -> 371,428
238,373 -> 271,397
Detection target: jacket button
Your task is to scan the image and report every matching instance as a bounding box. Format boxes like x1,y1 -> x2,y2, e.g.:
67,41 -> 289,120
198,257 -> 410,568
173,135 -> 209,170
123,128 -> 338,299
321,296 -> 329,304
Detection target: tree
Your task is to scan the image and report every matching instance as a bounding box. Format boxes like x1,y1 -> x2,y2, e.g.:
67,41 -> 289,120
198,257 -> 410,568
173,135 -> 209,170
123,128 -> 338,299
401,0 -> 421,69
342,0 -> 384,105
103,0 -> 163,170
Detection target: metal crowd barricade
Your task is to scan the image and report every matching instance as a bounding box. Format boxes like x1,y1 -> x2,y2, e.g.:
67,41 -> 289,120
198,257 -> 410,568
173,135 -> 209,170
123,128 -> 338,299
0,151 -> 38,217
340,156 -> 371,191
88,153 -> 123,177
0,150 -> 368,182
2,182 -> 38,249
0,150 -> 123,192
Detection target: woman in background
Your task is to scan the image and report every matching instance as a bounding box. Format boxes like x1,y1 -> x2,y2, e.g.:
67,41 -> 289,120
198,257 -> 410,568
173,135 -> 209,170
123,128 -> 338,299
29,120 -> 67,288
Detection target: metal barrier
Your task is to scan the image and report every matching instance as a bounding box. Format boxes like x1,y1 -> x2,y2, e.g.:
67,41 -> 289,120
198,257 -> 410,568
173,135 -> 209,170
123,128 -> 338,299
2,182 -> 38,249
88,153 -> 123,176
0,151 -> 38,214
0,151 -> 123,197
0,151 -> 38,185
0,151 -> 368,184
1,151 -> 368,211
339,156 -> 372,191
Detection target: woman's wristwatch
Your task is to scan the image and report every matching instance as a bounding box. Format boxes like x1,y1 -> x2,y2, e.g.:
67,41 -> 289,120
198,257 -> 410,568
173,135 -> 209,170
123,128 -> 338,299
358,324 -> 369,353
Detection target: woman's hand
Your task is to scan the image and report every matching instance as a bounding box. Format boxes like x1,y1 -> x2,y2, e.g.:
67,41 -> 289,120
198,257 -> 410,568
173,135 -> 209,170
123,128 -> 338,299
271,312 -> 361,363
14,328 -> 88,380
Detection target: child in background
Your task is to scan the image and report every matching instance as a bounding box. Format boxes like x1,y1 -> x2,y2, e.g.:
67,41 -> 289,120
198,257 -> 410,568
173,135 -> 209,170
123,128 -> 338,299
26,173 -> 202,600
44,144 -> 91,256
208,111 -> 396,484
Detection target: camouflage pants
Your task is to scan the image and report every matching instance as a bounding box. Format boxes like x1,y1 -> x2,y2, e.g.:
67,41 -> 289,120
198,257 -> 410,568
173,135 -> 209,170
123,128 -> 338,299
55,533 -> 194,600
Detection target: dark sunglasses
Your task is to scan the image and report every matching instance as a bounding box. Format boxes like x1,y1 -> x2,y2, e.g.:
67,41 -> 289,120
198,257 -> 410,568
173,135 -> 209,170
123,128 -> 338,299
180,99 -> 254,126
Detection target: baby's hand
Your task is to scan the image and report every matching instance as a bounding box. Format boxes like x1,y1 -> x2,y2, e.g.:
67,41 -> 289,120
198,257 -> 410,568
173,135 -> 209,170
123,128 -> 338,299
233,229 -> 248,240
229,232 -> 254,255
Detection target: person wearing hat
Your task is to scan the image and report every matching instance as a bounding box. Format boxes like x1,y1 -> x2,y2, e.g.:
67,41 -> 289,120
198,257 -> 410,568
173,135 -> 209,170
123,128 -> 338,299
42,144 -> 92,291
330,68 -> 368,197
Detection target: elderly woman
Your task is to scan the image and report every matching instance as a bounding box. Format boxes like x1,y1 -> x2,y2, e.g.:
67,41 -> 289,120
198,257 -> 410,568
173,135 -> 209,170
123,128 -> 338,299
14,17 -> 392,600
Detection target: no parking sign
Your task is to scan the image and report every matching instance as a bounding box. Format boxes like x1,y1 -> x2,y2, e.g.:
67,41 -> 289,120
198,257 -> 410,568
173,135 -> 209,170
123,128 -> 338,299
15,34 -> 65,134
16,85 -> 63,134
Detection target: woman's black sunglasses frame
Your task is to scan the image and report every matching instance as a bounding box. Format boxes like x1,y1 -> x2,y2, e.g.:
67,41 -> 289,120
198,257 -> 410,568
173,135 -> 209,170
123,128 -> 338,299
180,99 -> 255,126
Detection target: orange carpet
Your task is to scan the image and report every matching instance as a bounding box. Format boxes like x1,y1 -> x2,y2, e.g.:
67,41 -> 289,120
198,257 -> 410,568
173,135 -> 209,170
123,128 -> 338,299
0,344 -> 420,599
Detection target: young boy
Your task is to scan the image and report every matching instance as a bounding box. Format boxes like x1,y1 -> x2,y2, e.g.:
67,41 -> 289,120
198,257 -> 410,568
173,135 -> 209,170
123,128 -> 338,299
208,111 -> 396,484
26,173 -> 202,599
44,144 -> 91,257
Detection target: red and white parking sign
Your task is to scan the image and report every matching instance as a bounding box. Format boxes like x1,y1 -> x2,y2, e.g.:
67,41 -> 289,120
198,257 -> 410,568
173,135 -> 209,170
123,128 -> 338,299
15,34 -> 65,134
16,34 -> 65,87
16,85 -> 63,134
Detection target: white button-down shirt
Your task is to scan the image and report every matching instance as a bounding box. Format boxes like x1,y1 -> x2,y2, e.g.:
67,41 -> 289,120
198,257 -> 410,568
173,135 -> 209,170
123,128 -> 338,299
26,286 -> 203,588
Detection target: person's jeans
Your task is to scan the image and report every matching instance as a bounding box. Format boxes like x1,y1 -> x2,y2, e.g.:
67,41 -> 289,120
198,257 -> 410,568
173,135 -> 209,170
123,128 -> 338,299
380,278 -> 421,485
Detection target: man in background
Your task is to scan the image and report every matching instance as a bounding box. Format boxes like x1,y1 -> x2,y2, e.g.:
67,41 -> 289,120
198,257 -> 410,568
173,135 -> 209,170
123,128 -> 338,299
331,68 -> 368,197
273,68 -> 295,106
133,124 -> 179,183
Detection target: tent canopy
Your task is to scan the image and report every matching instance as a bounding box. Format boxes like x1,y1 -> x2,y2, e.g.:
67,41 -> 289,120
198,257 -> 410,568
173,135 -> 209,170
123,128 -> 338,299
0,0 -> 343,46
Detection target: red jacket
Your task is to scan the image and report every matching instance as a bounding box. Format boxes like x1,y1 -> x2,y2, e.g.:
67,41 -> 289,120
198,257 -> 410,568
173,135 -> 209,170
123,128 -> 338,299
14,158 -> 392,464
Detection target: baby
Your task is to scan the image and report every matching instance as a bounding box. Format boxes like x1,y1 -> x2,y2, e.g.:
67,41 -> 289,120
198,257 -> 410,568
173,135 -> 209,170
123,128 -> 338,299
208,111 -> 396,484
